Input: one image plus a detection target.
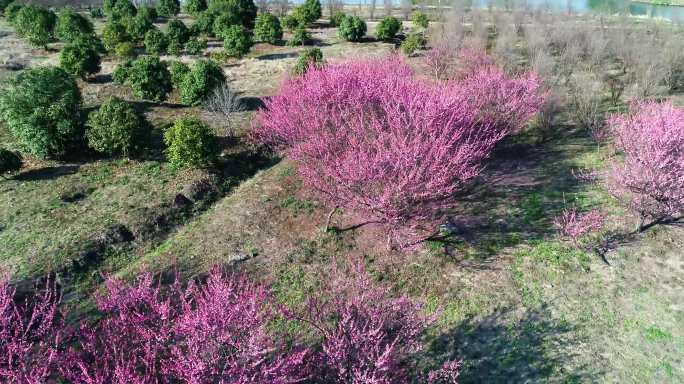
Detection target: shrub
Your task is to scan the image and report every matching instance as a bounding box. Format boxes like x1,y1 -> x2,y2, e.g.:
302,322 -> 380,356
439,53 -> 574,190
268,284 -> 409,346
281,13 -> 304,31
554,208 -> 605,246
169,60 -> 190,86
59,37 -> 102,78
112,59 -> 133,84
55,8 -> 94,43
292,47 -> 323,75
179,60 -> 225,105
102,20 -> 130,51
338,15 -> 365,42
14,5 -> 56,48
168,39 -> 183,55
0,67 -> 82,159
144,27 -> 168,55
125,56 -> 173,101
607,101 -> 684,231
167,18 -> 190,46
138,6 -> 157,22
114,41 -> 136,58
208,0 -> 257,28
254,12 -> 282,44
287,25 -> 310,46
86,97 -> 148,156
89,7 -> 104,18
301,0 -> 321,23
205,82 -> 243,124
252,55 -> 543,246
0,274 -> 62,381
185,36 -> 207,55
223,25 -> 252,57
401,32 -> 424,56
4,2 -> 23,23
158,0 -> 180,17
0,149 -> 22,176
212,12 -> 240,37
111,0 -> 137,20
102,0 -> 116,14
376,15 -> 401,40
164,116 -> 217,169
330,11 -> 345,27
184,0 -> 207,15
192,10 -> 216,35
0,0 -> 12,15
412,10 -> 429,29
125,13 -> 154,40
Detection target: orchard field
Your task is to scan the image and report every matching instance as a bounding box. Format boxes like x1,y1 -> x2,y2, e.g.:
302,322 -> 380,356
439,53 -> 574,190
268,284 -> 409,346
0,0 -> 683,382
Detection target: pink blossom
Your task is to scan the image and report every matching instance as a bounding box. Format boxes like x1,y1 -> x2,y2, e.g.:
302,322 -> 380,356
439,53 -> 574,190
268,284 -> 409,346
253,54 -> 543,247
607,101 -> 684,229
554,208 -> 605,244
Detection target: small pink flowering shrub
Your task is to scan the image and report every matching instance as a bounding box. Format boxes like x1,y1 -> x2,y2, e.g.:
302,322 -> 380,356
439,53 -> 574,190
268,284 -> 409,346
0,275 -> 62,383
607,101 -> 684,230
253,54 -> 543,247
554,208 -> 605,245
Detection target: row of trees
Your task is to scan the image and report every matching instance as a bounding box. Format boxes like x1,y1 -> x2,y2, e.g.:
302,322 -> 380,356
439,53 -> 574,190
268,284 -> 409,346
0,66 -> 219,170
0,263 -> 460,382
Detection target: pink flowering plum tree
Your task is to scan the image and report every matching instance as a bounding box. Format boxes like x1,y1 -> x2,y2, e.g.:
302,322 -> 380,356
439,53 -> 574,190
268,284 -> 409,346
553,208 -> 605,246
253,54 -> 543,248
0,274 -> 63,383
607,101 -> 684,231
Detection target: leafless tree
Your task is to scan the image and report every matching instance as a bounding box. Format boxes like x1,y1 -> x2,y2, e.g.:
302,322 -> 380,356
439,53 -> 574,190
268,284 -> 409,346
568,71 -> 605,135
205,82 -> 244,136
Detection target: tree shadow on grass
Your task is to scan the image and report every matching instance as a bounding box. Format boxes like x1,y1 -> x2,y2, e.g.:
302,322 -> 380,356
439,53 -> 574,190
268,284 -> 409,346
427,306 -> 601,383
257,52 -> 300,61
13,165 -> 80,181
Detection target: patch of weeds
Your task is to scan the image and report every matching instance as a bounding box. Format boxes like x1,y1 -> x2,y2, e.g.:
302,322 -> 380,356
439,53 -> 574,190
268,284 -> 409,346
643,325 -> 672,343
657,360 -> 674,378
279,195 -> 316,216
519,193 -> 545,224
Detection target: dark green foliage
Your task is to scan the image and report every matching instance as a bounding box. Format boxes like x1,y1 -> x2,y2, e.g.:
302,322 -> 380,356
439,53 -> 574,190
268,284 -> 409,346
212,12 -> 240,37
60,36 -> 102,78
185,0 -> 207,15
158,0 -> 180,17
144,27 -> 168,55
5,3 -> 23,23
167,18 -> 190,45
164,116 -> 217,169
301,0 -> 321,23
179,60 -> 225,105
89,7 -> 104,18
192,10 -> 216,35
281,13 -> 303,31
412,11 -> 429,29
338,15 -> 365,42
111,0 -> 137,20
125,13 -> 154,40
0,148 -> 22,176
86,97 -> 149,157
102,21 -> 131,51
254,12 -> 282,44
287,25 -> 310,46
168,39 -> 183,55
55,9 -> 94,43
0,67 -> 82,159
125,56 -> 173,101
208,0 -> 256,28
292,47 -> 322,75
185,36 -> 207,55
329,11 -> 345,27
75,33 -> 106,53
0,0 -> 13,15
14,6 -> 57,48
376,16 -> 401,40
114,41 -> 136,58
138,6 -> 157,22
169,60 -> 190,86
222,25 -> 252,57
103,0 -> 116,14
292,48 -> 323,75
400,32 -> 424,55
112,59 -> 133,84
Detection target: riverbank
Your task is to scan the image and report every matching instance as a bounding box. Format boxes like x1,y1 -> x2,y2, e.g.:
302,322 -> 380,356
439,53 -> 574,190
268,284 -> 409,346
633,0 -> 684,6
